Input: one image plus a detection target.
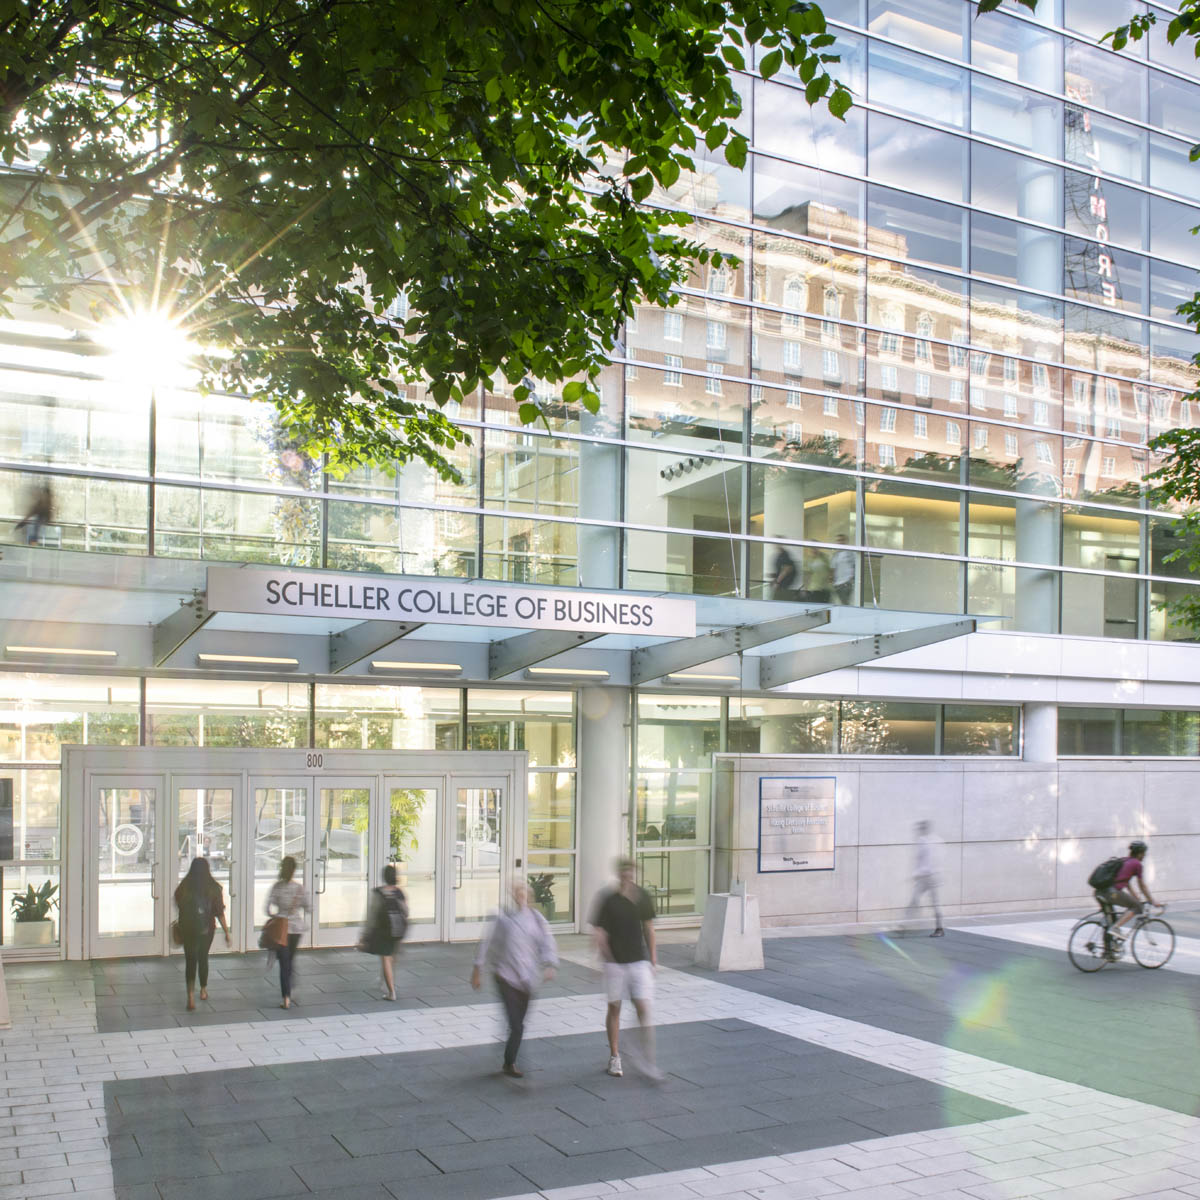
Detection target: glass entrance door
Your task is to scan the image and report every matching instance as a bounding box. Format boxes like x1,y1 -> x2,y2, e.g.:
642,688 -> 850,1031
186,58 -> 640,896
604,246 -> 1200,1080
92,775 -> 166,957
314,777 -> 375,944
446,777 -> 507,940
381,778 -> 441,940
172,777 -> 240,953
249,776 -> 310,948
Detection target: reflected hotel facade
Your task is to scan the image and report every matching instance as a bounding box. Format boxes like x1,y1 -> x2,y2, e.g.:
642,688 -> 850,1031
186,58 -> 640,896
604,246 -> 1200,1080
3,0 -> 1200,957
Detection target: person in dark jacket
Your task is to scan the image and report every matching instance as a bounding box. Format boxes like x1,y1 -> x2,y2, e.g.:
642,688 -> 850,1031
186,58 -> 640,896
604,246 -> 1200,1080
359,865 -> 408,1001
174,856 -> 231,1011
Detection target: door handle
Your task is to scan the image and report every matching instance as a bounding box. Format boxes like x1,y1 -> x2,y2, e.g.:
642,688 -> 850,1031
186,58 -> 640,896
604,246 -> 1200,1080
227,859 -> 235,900
150,861 -> 158,900
453,854 -> 463,890
316,857 -> 328,895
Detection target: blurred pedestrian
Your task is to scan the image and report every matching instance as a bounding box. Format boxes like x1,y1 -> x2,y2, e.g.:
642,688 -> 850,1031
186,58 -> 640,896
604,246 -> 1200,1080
590,858 -> 659,1080
832,534 -> 855,605
173,856 -> 231,1012
266,856 -> 309,1009
471,881 -> 558,1078
360,864 -> 409,1001
14,481 -> 52,546
770,545 -> 798,600
905,820 -> 944,937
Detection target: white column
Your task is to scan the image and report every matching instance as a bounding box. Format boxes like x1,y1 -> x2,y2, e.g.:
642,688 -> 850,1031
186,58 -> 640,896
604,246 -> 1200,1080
577,408 -> 622,589
1023,701 -> 1058,763
577,687 -> 630,921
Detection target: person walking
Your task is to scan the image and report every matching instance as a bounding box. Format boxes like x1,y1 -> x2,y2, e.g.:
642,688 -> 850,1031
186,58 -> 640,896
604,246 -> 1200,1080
590,858 -> 659,1080
173,857 -> 231,1012
13,481 -> 52,546
360,865 -> 409,1001
831,534 -> 856,605
471,881 -> 558,1078
905,820 -> 944,937
266,856 -> 309,1009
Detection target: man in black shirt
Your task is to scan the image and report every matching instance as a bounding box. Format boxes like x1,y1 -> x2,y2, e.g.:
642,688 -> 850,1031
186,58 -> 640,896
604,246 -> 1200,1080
590,858 -> 658,1079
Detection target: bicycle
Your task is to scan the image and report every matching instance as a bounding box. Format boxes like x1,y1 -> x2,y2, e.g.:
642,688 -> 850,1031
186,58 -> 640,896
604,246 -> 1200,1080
1068,902 -> 1174,972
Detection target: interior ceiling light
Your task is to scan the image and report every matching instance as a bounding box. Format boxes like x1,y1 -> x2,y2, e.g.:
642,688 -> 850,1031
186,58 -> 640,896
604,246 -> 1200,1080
524,667 -> 611,679
664,671 -> 741,683
196,652 -> 299,669
370,660 -> 462,674
5,645 -> 117,659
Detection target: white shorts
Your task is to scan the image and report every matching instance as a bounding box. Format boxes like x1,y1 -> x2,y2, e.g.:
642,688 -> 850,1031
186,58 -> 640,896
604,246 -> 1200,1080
604,960 -> 654,1004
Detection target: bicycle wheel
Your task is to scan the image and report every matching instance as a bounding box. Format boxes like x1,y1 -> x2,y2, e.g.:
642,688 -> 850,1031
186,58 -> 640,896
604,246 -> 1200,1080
1132,918 -> 1175,968
1068,917 -> 1110,972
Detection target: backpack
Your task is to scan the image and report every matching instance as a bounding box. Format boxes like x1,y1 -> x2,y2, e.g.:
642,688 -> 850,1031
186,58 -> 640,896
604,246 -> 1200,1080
377,888 -> 408,941
1088,856 -> 1125,891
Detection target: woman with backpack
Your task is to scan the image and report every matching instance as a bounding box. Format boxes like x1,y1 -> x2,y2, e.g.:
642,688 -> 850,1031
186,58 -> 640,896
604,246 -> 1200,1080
359,864 -> 408,1001
173,856 -> 231,1012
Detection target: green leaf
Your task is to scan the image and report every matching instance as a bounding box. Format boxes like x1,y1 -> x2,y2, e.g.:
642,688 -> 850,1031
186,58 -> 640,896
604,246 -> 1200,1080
562,379 -> 585,402
759,48 -> 783,79
724,135 -> 748,169
630,173 -> 654,202
827,86 -> 853,120
581,389 -> 601,415
517,402 -> 540,424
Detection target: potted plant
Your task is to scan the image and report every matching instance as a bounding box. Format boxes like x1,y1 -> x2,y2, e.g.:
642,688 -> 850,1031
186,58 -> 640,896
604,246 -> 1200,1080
527,872 -> 557,921
10,880 -> 58,947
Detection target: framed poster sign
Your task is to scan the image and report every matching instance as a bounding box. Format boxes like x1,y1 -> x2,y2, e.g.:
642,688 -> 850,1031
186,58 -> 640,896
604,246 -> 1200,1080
758,776 -> 836,872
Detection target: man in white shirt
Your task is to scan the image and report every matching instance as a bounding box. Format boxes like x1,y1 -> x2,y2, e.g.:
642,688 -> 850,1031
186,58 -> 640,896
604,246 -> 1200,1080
471,881 -> 559,1077
831,534 -> 856,606
905,820 -> 944,937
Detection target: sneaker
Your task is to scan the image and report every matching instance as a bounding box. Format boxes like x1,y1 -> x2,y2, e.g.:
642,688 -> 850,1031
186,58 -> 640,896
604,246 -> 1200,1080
641,1063 -> 665,1084
606,1054 -> 623,1077
502,1063 -> 524,1078
930,928 -> 945,938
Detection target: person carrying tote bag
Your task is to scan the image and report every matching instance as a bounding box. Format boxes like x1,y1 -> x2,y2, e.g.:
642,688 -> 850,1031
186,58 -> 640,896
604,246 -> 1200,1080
265,856 -> 309,1009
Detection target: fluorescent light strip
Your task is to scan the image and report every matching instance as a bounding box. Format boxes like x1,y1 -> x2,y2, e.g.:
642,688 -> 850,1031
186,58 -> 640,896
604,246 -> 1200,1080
6,645 -> 117,659
370,660 -> 462,673
525,667 -> 610,679
196,653 -> 299,667
665,672 -> 741,683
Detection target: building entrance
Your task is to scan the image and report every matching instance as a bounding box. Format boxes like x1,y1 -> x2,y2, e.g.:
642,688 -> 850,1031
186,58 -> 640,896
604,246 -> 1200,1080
62,748 -> 526,959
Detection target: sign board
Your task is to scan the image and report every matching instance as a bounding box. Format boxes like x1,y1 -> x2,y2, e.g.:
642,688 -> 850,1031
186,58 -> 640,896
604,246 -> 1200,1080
207,567 -> 696,638
112,824 -> 144,857
0,778 -> 11,861
757,776 -> 836,872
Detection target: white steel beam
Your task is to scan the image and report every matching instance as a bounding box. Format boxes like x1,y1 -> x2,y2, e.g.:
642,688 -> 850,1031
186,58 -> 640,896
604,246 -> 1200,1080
488,630 -> 601,679
329,621 -> 423,673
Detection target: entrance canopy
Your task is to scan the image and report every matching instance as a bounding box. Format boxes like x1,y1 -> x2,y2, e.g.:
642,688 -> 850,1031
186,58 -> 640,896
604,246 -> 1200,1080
0,549 -> 977,690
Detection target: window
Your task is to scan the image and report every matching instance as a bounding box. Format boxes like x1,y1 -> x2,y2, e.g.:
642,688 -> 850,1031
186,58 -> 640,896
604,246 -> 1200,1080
879,407 -> 897,432
915,338 -> 932,363
822,287 -> 841,341
970,385 -> 987,410
823,350 -> 842,379
1072,377 -> 1090,407
1032,362 -> 1049,393
1064,458 -> 1077,476
1151,391 -> 1168,420
1035,440 -> 1054,465
387,291 -> 410,322
626,308 -> 638,333
664,355 -> 683,387
1003,394 -> 1018,418
1106,379 -> 1121,410
915,312 -> 933,364
1106,417 -> 1121,439
705,365 -> 724,395
751,384 -> 764,404
880,364 -> 899,391
783,276 -> 806,328
916,373 -> 931,398
950,379 -> 965,404
1003,357 -> 1018,383
708,264 -> 730,295
878,444 -> 896,467
751,334 -> 761,365
787,390 -> 803,409
913,412 -> 928,439
969,351 -> 990,379
1005,432 -> 1018,456
663,312 -> 683,341
823,396 -> 839,416
946,421 -> 962,445
880,305 -> 903,355
1033,401 -> 1050,426
1182,400 -> 1192,425
949,329 -> 968,368
824,428 -> 839,445
783,340 -> 803,368
1102,455 -> 1116,476
625,353 -> 639,381
1134,387 -> 1149,415
706,321 -> 727,352
855,401 -> 866,425
787,421 -> 803,443
974,427 -> 989,449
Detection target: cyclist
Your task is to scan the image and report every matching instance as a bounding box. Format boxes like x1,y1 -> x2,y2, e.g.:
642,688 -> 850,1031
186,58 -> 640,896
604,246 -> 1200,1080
1096,840 -> 1162,948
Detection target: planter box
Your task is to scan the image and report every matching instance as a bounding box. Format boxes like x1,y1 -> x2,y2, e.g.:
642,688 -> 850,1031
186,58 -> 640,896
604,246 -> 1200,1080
11,919 -> 54,948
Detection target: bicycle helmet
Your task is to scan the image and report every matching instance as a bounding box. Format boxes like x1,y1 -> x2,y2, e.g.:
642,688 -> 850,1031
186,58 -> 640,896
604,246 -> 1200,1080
1129,840 -> 1148,856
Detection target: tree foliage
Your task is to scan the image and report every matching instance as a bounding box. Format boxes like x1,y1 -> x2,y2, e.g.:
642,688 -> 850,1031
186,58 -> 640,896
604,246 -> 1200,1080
0,0 -> 849,478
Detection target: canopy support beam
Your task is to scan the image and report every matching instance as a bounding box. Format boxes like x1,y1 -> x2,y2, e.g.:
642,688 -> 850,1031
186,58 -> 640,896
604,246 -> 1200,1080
329,621 -> 423,673
153,590 -> 213,666
489,630 -> 601,679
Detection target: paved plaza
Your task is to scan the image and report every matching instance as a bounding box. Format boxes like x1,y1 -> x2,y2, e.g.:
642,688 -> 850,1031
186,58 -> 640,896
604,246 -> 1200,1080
6,914 -> 1200,1199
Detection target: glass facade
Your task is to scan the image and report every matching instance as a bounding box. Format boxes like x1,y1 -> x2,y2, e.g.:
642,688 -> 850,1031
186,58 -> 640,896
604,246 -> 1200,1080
1,3 -> 1198,640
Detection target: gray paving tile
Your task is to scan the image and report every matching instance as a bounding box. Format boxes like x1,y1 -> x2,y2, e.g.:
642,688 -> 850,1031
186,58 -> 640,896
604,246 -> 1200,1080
513,1149 -> 659,1191
335,1120 -> 472,1157
159,1165 -> 307,1200
420,1133 -> 563,1172
386,1164 -> 536,1200
294,1149 -> 440,1190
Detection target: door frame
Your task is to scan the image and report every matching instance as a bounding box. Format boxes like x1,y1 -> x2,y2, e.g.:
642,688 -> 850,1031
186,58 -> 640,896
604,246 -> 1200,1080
64,747 -> 527,960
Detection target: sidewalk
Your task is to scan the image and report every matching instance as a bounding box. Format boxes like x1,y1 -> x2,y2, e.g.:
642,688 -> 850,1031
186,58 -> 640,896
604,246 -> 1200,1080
3,916 -> 1200,1199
